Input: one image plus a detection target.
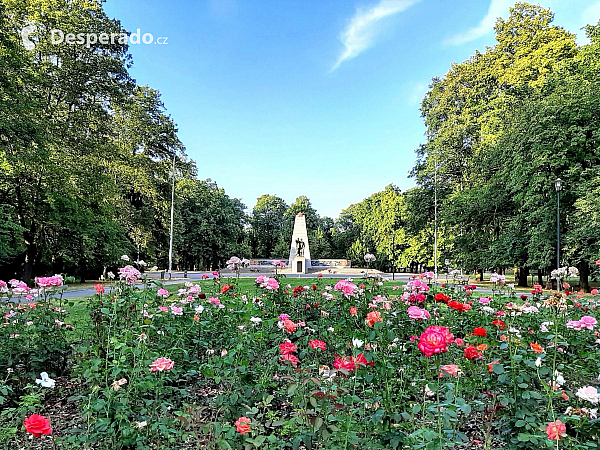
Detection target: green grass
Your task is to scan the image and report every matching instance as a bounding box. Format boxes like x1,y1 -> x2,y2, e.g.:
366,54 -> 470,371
60,276 -> 405,336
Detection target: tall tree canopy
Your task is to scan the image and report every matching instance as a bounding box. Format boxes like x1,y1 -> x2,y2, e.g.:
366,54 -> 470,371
0,0 -> 245,280
412,2 -> 600,288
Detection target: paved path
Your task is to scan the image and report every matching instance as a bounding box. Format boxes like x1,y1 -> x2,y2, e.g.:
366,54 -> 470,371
55,271 -> 523,300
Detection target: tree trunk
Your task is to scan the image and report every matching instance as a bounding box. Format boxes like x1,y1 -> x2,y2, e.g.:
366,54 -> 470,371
579,262 -> 590,292
79,258 -> 87,284
537,269 -> 543,285
22,242 -> 37,284
517,267 -> 529,287
478,268 -> 484,282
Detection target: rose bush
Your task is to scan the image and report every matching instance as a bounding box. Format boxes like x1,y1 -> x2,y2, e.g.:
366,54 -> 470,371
1,269 -> 599,449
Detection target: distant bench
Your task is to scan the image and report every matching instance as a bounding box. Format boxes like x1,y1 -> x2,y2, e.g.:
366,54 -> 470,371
445,275 -> 470,285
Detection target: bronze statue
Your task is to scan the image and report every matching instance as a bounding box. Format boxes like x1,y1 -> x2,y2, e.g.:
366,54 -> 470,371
296,238 -> 305,257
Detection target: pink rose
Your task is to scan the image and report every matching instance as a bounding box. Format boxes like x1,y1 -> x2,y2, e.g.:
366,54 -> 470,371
334,280 -> 358,297
439,364 -> 461,377
407,306 -> 430,320
149,357 -> 174,372
418,326 -> 454,357
579,315 -> 597,330
265,278 -> 279,290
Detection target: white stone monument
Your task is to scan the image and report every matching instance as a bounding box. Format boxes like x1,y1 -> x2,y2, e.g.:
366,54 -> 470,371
289,212 -> 311,274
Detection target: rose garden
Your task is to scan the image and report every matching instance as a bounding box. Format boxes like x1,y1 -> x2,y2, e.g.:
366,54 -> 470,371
3,0 -> 600,448
1,259 -> 599,449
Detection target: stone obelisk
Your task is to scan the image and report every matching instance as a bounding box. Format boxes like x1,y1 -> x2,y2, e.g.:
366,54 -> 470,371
289,212 -> 311,274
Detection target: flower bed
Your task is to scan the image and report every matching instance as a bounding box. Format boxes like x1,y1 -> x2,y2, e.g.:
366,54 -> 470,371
0,272 -> 599,449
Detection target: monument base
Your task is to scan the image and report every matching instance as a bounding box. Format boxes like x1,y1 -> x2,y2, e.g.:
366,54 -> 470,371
291,256 -> 307,274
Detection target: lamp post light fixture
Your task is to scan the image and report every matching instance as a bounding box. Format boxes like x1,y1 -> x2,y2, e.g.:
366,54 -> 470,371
555,177 -> 562,291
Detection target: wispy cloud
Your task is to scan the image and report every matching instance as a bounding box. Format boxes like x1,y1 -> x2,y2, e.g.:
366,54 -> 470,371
582,2 -> 600,27
331,0 -> 421,72
406,80 -> 429,106
444,0 -> 511,46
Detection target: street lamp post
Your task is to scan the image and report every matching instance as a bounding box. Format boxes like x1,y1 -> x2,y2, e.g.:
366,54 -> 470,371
555,178 -> 562,291
434,161 -> 438,282
168,152 -> 177,279
391,232 -> 395,281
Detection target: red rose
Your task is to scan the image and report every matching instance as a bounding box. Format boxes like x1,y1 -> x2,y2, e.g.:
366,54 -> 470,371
434,293 -> 450,303
293,286 -> 305,295
309,339 -> 326,350
24,414 -> 52,437
448,301 -> 470,312
354,352 -> 374,367
279,342 -> 297,355
464,346 -> 483,360
473,327 -> 487,337
493,319 -> 506,330
334,355 -> 356,372
199,293 -> 206,299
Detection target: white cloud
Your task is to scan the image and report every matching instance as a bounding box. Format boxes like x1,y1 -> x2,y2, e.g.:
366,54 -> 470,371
331,0 -> 421,72
444,0 -> 512,46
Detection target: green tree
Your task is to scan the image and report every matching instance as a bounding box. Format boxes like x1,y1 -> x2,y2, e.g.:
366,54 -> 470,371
175,179 -> 248,271
249,194 -> 288,258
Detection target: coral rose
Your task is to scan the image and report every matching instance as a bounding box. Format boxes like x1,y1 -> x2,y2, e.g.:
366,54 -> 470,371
334,355 -> 356,372
149,357 -> 174,372
365,310 -> 382,327
283,319 -> 297,333
545,420 -> 566,440
530,342 -> 544,354
235,416 -> 251,435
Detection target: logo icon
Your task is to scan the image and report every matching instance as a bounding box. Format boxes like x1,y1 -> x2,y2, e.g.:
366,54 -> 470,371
21,23 -> 37,50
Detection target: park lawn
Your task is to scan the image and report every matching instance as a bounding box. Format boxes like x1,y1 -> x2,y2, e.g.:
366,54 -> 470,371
62,276 -> 405,338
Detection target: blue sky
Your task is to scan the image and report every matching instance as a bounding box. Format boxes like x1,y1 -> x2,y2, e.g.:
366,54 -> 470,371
104,0 -> 600,218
